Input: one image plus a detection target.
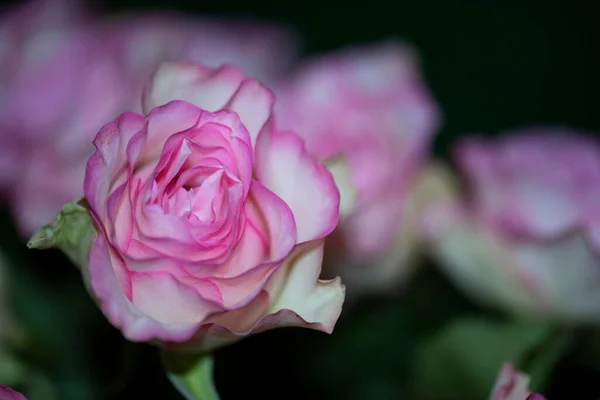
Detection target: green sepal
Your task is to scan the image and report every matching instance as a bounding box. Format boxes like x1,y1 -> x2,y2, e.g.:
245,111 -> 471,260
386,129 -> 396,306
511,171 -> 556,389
27,198 -> 95,270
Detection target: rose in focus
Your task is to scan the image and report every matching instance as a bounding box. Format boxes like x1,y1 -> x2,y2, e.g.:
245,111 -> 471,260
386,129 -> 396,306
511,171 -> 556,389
423,128 -> 600,323
275,41 -> 441,293
0,0 -> 298,237
30,62 -> 344,350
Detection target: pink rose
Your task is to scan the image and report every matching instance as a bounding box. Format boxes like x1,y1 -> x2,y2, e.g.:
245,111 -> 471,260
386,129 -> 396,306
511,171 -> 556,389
424,128 -> 600,322
0,0 -> 137,234
275,41 -> 441,292
489,363 -> 546,400
100,12 -> 299,87
1,0 -> 298,238
70,61 -> 344,349
0,0 -> 92,185
0,384 -> 26,400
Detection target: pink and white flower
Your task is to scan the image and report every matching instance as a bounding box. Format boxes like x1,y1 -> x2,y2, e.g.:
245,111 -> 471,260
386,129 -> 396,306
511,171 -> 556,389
0,0 -> 298,237
275,41 -> 441,292
74,61 -> 344,350
424,128 -> 600,322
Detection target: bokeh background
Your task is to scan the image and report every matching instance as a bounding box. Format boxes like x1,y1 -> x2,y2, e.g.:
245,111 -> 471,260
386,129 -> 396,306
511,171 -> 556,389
1,0 -> 599,399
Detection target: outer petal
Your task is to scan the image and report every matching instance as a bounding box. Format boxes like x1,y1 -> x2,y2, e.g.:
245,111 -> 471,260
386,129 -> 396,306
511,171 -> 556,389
263,239 -> 345,333
88,235 -> 202,342
143,61 -> 274,146
162,240 -> 345,353
223,79 -> 274,146
143,62 -> 245,114
256,130 -> 340,243
85,113 -> 145,215
161,291 -> 272,352
130,271 -> 224,325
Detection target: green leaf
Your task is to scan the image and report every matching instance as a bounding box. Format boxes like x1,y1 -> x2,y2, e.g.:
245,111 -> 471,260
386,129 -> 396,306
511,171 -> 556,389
161,350 -> 220,400
413,317 -> 551,400
27,199 -> 95,271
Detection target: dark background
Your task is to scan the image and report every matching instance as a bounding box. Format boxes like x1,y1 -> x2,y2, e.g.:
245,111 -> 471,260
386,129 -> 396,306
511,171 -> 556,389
3,0 -> 600,399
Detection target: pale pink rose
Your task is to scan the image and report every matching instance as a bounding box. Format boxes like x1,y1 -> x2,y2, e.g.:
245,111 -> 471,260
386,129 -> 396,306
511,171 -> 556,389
1,0 -> 299,238
0,0 -> 89,186
101,12 -> 299,87
489,363 -> 546,400
0,0 -> 137,234
80,62 -> 344,349
275,41 -> 441,292
424,128 -> 600,322
0,384 -> 26,400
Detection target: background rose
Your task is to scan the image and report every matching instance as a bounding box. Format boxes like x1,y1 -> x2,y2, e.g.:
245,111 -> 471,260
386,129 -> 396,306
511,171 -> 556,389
33,61 -> 345,351
489,363 -> 546,400
0,384 -> 27,400
100,11 -> 299,89
423,128 -> 600,323
0,0 -> 299,238
0,0 -> 97,192
274,41 -> 441,294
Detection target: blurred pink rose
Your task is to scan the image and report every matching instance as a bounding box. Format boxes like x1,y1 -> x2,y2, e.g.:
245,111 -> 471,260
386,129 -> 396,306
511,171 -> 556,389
80,62 -> 344,349
0,0 -> 130,236
489,363 -> 546,400
0,384 -> 26,400
0,0 -> 298,237
101,12 -> 298,87
275,41 -> 441,292
424,128 -> 600,322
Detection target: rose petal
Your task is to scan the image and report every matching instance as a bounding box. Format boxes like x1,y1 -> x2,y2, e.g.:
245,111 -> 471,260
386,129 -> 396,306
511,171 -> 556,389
85,112 -> 145,215
162,290 -> 271,352
263,239 -> 345,334
130,271 -> 223,324
143,61 -> 274,149
88,235 -> 201,342
163,238 -> 346,353
143,62 -> 245,114
256,130 -> 340,243
224,78 -> 274,146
